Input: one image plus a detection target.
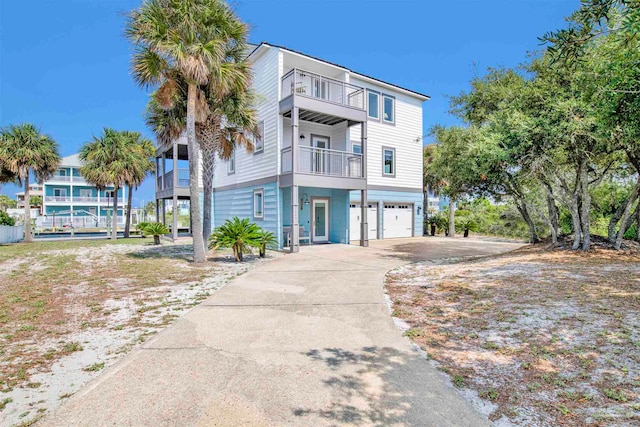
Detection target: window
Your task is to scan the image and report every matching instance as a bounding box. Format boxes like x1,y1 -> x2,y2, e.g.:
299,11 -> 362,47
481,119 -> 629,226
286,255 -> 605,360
80,189 -> 92,197
352,143 -> 362,154
228,149 -> 235,174
382,147 -> 395,177
367,90 -> 379,120
105,190 -> 115,199
253,189 -> 264,219
382,94 -> 395,124
254,121 -> 264,154
56,169 -> 67,176
53,188 -> 67,197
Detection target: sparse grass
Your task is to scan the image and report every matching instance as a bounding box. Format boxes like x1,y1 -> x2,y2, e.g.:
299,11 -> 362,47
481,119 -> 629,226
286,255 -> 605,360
386,244 -> 640,426
83,362 -> 105,372
0,237 -> 272,426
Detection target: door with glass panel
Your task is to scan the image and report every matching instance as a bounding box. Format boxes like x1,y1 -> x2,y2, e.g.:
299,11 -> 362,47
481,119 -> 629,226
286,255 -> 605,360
312,198 -> 329,243
311,135 -> 329,174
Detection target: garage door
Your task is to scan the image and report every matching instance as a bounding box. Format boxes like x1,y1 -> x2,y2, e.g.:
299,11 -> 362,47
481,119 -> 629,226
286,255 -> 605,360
350,203 -> 378,241
383,204 -> 413,238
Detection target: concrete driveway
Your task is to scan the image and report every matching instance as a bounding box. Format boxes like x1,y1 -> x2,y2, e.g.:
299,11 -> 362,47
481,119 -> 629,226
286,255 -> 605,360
42,237 -> 523,426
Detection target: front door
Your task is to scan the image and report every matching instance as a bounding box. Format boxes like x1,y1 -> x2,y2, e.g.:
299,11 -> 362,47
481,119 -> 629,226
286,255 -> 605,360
311,135 -> 329,174
312,198 -> 329,243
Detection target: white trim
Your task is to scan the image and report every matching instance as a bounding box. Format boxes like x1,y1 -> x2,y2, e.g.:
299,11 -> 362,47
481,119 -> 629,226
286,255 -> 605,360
367,89 -> 380,120
253,188 -> 264,219
382,93 -> 395,124
312,198 -> 329,243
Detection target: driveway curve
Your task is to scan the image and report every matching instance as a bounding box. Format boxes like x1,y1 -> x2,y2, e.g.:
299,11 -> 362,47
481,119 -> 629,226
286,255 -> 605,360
42,237 -> 523,426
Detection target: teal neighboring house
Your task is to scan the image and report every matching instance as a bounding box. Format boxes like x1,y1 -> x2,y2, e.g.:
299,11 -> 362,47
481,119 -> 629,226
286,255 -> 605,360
41,154 -> 126,227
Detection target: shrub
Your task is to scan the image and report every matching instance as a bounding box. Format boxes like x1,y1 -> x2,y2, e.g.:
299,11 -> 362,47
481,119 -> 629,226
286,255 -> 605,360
0,211 -> 15,226
457,218 -> 479,238
140,222 -> 169,245
208,217 -> 262,262
255,230 -> 278,258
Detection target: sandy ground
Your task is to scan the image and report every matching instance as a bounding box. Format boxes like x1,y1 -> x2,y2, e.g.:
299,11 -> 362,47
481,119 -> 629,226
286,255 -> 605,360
386,244 -> 640,427
0,240 -> 278,426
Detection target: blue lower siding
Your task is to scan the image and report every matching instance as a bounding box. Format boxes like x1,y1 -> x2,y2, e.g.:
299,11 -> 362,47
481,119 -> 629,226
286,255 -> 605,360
350,189 -> 423,238
281,187 -> 349,245
212,182 -> 279,239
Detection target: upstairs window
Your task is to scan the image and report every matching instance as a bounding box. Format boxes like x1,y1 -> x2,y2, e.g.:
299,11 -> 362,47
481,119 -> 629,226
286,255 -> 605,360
228,149 -> 235,174
382,147 -> 395,177
382,94 -> 395,124
254,121 -> 264,154
352,143 -> 362,154
253,189 -> 264,219
367,90 -> 379,120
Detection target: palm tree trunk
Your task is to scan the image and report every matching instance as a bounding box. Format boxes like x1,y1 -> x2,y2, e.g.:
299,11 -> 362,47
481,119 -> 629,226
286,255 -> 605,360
448,197 -> 456,238
112,186 -> 119,240
202,144 -> 214,241
187,82 -> 206,262
23,173 -> 32,242
124,184 -> 133,238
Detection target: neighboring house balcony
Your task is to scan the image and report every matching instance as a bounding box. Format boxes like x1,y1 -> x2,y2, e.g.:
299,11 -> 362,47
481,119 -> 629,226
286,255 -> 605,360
45,196 -> 72,203
155,141 -> 190,200
44,196 -> 125,205
48,175 -> 88,184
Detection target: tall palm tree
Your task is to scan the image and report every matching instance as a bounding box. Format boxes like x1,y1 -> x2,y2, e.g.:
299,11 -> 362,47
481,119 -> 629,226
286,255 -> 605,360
146,78 -> 259,240
121,131 -> 155,238
126,0 -> 248,262
0,124 -> 60,242
80,128 -> 129,240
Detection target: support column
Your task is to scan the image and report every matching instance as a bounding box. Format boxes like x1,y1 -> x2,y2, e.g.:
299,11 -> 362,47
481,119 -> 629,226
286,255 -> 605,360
172,142 -> 179,241
290,106 -> 300,253
360,189 -> 369,247
155,199 -> 160,224
361,121 -> 368,180
161,152 -> 166,190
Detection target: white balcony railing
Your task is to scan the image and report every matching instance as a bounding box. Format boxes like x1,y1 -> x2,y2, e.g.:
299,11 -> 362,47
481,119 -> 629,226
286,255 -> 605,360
281,68 -> 365,110
281,146 -> 363,178
45,196 -> 71,202
49,175 -> 72,182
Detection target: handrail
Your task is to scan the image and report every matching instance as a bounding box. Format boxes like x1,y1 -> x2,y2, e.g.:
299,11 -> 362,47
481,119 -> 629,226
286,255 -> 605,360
280,146 -> 363,178
281,68 -> 365,110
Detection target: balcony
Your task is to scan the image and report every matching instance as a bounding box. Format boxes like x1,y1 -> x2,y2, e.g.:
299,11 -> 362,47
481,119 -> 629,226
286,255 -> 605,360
281,68 -> 365,110
45,196 -> 71,203
280,146 -> 364,189
157,168 -> 190,193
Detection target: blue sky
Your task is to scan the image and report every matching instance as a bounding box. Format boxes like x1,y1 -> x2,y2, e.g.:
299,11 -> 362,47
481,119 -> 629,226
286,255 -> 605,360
0,0 -> 579,204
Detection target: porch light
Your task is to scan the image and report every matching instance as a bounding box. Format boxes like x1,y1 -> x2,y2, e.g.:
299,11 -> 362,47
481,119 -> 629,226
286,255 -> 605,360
299,134 -> 305,139
300,193 -> 310,210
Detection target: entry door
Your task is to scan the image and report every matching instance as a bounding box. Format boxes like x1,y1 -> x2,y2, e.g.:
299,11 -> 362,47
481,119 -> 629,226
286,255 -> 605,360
311,136 -> 329,174
312,198 -> 329,243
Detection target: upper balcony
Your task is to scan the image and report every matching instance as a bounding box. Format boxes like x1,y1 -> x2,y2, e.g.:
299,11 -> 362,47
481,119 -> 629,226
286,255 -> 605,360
280,69 -> 367,126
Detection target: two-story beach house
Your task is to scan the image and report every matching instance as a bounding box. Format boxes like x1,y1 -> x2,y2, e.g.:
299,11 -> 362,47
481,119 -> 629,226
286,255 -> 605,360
155,43 -> 428,249
41,154 -> 126,228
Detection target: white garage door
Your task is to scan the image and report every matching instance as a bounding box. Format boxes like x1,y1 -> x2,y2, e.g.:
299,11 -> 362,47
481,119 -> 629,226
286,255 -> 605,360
350,203 -> 378,241
383,204 -> 413,238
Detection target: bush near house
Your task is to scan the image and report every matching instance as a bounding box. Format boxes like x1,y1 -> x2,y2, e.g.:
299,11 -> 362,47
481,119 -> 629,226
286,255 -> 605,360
0,211 -> 15,226
208,217 -> 273,262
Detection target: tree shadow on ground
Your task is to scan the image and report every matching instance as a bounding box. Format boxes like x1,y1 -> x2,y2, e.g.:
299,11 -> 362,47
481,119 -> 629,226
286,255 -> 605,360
125,244 -> 263,264
292,346 -> 416,426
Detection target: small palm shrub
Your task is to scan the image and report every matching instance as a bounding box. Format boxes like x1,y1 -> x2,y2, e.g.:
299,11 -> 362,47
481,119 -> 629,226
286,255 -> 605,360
457,219 -> 479,238
208,217 -> 262,262
140,222 -> 169,245
256,230 -> 277,258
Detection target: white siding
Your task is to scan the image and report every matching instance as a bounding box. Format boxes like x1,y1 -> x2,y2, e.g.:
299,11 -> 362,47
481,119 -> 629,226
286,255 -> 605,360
215,47 -> 280,187
349,77 -> 424,190
283,119 -> 348,152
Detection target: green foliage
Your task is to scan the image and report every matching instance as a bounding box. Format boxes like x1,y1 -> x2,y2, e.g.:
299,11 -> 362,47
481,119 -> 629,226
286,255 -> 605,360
29,196 -> 42,206
140,222 -> 169,245
208,217 -> 263,262
0,194 -> 17,211
255,230 -> 277,258
0,211 -> 15,226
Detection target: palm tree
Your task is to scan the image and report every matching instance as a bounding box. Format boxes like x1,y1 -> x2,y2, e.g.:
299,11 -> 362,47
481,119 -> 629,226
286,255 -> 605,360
126,0 -> 248,263
121,132 -> 155,238
0,124 -> 60,242
146,78 -> 259,240
80,129 -> 128,240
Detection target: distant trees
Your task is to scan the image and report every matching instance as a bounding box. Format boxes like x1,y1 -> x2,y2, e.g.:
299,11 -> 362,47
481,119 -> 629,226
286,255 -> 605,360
425,1 -> 640,250
0,124 -> 60,242
0,195 -> 17,211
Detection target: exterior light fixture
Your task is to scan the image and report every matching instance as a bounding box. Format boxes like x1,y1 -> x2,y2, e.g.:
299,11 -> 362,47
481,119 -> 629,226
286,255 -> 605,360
300,193 -> 310,210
